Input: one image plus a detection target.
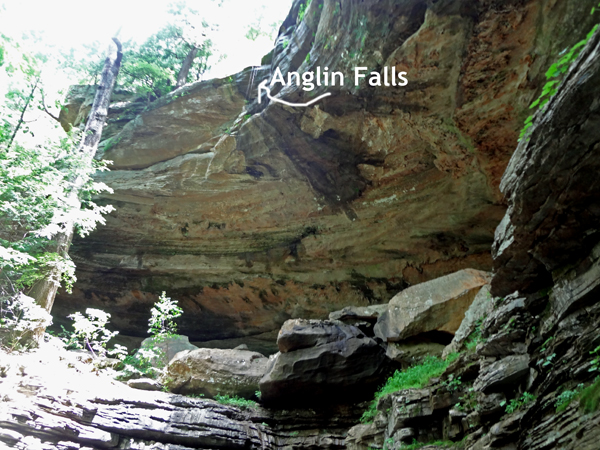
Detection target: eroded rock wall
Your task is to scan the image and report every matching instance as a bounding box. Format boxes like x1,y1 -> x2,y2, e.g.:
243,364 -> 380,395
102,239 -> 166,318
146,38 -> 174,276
54,0 -> 598,344
347,21 -> 600,450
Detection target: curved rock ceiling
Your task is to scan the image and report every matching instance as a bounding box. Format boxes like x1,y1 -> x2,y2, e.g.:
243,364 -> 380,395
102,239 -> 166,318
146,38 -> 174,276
54,0 -> 599,347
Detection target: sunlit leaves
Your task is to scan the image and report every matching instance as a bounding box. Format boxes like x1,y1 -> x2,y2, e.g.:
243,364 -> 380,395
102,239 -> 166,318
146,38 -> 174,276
1,37 -> 113,294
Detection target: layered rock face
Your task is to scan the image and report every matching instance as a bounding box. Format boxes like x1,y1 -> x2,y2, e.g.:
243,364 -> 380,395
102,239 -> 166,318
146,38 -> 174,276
0,345 -> 361,449
53,0 -> 598,342
348,22 -> 600,450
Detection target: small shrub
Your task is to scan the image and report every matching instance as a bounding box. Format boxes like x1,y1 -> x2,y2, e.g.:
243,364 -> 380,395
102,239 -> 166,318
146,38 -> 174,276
555,384 -> 584,412
455,388 -> 477,412
148,291 -> 183,339
115,291 -> 183,380
62,308 -> 118,358
501,392 -> 536,414
443,375 -> 462,392
116,342 -> 166,380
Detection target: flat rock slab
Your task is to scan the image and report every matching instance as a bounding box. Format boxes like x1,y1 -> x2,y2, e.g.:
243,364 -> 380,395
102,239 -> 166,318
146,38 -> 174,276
473,355 -> 530,393
374,269 -> 491,342
127,378 -> 163,391
329,305 -> 389,322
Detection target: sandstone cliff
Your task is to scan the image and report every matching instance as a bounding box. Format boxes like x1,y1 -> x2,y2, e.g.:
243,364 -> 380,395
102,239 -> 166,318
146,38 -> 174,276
53,0 -> 598,345
2,1 -> 600,447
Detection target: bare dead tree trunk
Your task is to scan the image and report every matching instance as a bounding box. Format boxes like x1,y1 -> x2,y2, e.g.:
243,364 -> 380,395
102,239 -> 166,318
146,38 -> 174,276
29,38 -> 123,343
176,46 -> 198,88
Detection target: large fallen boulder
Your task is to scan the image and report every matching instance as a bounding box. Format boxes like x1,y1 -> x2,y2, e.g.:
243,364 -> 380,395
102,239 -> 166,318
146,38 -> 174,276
260,320 -> 386,405
162,347 -> 268,398
443,284 -> 493,357
374,269 -> 491,343
277,318 -> 358,353
329,305 -> 388,336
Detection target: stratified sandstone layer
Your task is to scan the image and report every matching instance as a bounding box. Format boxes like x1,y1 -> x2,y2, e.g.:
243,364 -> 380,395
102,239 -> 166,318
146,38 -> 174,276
54,0 -> 598,342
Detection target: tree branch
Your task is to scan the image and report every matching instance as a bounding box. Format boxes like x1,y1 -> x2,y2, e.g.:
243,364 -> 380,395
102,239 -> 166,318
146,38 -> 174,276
7,77 -> 39,149
40,89 -> 60,123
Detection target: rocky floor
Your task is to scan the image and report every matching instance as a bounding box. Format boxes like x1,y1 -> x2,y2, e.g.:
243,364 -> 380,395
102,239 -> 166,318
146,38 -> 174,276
0,340 -> 362,449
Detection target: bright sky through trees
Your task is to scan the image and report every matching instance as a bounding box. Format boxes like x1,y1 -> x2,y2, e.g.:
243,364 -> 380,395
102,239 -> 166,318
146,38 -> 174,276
0,0 -> 292,146
0,0 -> 293,79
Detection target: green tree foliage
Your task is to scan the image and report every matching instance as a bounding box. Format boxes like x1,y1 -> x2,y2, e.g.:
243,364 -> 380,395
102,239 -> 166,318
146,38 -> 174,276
62,3 -> 213,101
0,34 -> 113,344
120,24 -> 212,99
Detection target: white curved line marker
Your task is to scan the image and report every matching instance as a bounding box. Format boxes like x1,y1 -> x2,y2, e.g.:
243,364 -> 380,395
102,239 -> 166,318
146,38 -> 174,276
258,80 -> 331,107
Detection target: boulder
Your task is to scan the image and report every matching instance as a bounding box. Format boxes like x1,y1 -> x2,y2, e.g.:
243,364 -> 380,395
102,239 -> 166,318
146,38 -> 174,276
140,335 -> 199,366
374,269 -> 492,343
277,318 -> 352,353
443,284 -> 493,356
329,305 -> 388,322
260,320 -> 386,405
329,305 -> 389,336
162,347 -> 268,398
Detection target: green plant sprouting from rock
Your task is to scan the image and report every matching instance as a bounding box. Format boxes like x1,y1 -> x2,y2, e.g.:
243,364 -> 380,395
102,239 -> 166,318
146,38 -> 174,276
297,0 -> 313,23
520,7 -> 600,141
214,394 -> 258,410
500,391 -> 536,414
117,342 -> 166,380
361,353 -> 459,423
555,384 -> 584,412
117,292 -> 183,380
